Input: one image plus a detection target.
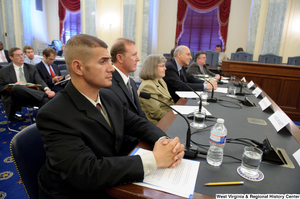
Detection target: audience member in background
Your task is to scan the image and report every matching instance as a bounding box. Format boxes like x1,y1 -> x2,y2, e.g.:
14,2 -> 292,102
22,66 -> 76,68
236,47 -> 244,52
138,54 -> 174,124
0,47 -> 55,121
57,44 -> 65,57
36,34 -> 185,198
0,41 -> 11,63
170,47 -> 176,58
187,51 -> 221,80
36,48 -> 69,92
163,45 -> 217,102
215,44 -> 227,66
23,45 -> 41,65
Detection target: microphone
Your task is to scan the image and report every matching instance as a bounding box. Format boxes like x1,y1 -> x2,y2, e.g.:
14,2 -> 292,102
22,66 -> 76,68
197,78 -> 217,103
169,77 -> 202,112
139,92 -> 198,159
235,81 -> 246,96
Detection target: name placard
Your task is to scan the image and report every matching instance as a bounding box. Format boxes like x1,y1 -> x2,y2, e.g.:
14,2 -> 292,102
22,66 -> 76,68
268,111 -> 290,132
247,80 -> 255,89
252,87 -> 262,97
259,97 -> 272,111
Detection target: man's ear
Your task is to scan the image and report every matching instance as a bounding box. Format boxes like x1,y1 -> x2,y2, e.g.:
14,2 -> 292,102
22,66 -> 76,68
72,60 -> 84,76
116,54 -> 123,64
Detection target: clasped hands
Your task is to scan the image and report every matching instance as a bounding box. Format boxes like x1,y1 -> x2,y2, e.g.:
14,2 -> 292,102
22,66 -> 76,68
153,137 -> 185,169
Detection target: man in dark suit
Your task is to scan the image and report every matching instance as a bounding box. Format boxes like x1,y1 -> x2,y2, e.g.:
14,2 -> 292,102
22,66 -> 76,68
36,34 -> 185,198
187,51 -> 221,79
163,45 -> 217,102
36,48 -> 69,92
0,41 -> 11,63
0,47 -> 55,121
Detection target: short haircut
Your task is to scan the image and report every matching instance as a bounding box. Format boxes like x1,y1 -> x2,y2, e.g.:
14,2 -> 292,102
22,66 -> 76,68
23,45 -> 33,53
110,38 -> 135,63
8,47 -> 21,57
236,47 -> 244,52
194,51 -> 206,62
215,45 -> 221,48
173,45 -> 186,57
170,47 -> 175,58
64,34 -> 108,72
43,48 -> 57,57
0,41 -> 3,45
139,54 -> 166,80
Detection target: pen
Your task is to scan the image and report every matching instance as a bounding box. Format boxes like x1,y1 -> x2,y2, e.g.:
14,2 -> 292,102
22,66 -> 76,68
205,181 -> 244,186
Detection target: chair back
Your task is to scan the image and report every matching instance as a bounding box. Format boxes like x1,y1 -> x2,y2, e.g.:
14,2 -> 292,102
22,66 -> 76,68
189,50 -> 195,65
58,64 -> 67,71
10,124 -> 46,199
205,50 -> 219,66
258,53 -> 282,64
0,62 -> 10,69
231,52 -> 253,62
60,69 -> 69,76
287,56 -> 300,66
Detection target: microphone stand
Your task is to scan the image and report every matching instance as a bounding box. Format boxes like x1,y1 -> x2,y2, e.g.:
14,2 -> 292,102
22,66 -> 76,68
201,79 -> 217,103
140,92 -> 198,159
235,81 -> 246,96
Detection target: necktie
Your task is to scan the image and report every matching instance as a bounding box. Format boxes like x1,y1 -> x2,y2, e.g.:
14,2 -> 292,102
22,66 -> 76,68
127,79 -> 134,100
96,103 -> 101,112
18,67 -> 27,83
0,51 -> 6,62
48,65 -> 56,78
30,60 -> 33,64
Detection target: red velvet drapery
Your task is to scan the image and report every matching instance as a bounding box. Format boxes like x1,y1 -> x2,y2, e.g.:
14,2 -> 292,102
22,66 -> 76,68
176,0 -> 231,51
58,0 -> 81,40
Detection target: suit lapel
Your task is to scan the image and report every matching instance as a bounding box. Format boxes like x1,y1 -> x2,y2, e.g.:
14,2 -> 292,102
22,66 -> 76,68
8,65 -> 17,82
23,64 -> 31,82
153,80 -> 171,98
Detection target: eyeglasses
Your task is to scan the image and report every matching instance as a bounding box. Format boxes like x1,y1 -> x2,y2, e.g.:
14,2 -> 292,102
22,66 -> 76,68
158,63 -> 166,68
13,54 -> 24,58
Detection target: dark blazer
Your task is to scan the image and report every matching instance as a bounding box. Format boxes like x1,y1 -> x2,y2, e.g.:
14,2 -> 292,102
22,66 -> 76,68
163,58 -> 205,102
105,70 -> 146,118
36,81 -> 165,198
0,63 -> 48,117
3,50 -> 11,63
187,61 -> 216,77
35,61 -> 65,92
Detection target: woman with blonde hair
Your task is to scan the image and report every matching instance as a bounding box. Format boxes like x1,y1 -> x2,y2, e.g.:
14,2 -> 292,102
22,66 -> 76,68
138,54 -> 175,124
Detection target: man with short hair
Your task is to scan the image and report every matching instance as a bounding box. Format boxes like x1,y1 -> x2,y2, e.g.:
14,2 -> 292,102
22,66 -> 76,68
215,45 -> 227,66
36,34 -> 185,198
23,45 -> 41,65
0,41 -> 11,63
163,45 -> 217,102
187,51 -> 221,80
36,48 -> 69,92
0,47 -> 55,121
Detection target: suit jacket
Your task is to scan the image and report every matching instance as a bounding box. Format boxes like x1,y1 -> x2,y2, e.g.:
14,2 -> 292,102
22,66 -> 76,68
105,70 -> 146,118
1,49 -> 11,63
0,63 -> 48,116
36,81 -> 165,198
35,61 -> 65,92
138,79 -> 174,124
163,58 -> 205,102
187,61 -> 216,77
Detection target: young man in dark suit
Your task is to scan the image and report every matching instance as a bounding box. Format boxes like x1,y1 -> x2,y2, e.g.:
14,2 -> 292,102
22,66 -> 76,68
0,47 -> 55,121
163,45 -> 217,102
36,34 -> 185,198
0,41 -> 11,63
36,48 -> 69,92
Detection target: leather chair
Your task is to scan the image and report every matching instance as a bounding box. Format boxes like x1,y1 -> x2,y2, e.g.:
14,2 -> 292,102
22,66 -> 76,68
258,53 -> 282,64
205,50 -> 219,66
0,62 -> 10,69
287,56 -> 300,66
231,52 -> 253,62
10,123 -> 46,199
60,69 -> 69,76
58,64 -> 67,71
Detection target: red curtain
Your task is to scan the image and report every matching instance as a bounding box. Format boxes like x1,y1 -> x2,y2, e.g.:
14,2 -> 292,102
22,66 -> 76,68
58,0 -> 81,40
176,0 -> 231,51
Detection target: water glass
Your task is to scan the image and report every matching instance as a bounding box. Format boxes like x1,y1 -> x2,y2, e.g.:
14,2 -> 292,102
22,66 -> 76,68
230,75 -> 236,81
240,146 -> 263,177
228,86 -> 236,95
192,109 -> 206,129
200,92 -> 208,105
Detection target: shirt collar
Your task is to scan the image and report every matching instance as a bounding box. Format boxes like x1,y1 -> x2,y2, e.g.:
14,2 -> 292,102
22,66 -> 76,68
114,65 -> 130,85
79,91 -> 101,107
174,59 -> 182,73
13,63 -> 24,71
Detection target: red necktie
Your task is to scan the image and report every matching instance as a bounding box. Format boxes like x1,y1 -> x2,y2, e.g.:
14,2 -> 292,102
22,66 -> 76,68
48,65 -> 55,78
96,103 -> 101,112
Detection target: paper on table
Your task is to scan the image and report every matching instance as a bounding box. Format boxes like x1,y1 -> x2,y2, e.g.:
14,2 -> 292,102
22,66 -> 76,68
175,91 -> 203,98
268,110 -> 290,132
132,148 -> 200,198
292,148 -> 300,167
207,87 -> 228,93
170,105 -> 212,115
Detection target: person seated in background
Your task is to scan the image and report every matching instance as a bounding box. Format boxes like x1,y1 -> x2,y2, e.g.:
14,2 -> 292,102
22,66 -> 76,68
187,51 -> 221,80
0,47 -> 55,121
57,44 -> 65,57
36,34 -> 185,198
138,54 -> 175,124
215,44 -> 227,66
36,48 -> 70,92
0,41 -> 11,63
170,47 -> 176,58
236,47 -> 244,52
163,45 -> 217,102
23,45 -> 41,65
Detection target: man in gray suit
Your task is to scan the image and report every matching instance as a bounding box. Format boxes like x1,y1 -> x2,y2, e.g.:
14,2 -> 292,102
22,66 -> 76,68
0,47 -> 55,121
187,51 -> 221,80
